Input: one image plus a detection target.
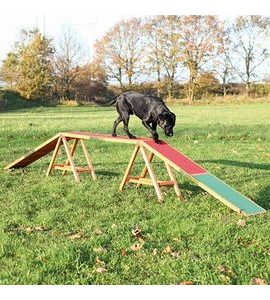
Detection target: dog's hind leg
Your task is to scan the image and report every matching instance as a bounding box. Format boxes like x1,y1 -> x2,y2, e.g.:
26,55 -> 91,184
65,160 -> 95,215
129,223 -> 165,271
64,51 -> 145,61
123,114 -> 136,139
112,116 -> 123,137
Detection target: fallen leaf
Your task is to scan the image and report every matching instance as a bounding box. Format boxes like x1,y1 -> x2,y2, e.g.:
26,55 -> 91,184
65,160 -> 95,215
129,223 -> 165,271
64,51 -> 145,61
68,232 -> 83,240
121,248 -> 126,256
96,267 -> 107,273
173,238 -> 181,242
131,225 -> 142,237
93,247 -> 107,254
138,237 -> 145,244
256,146 -> 264,151
94,228 -> 103,235
194,140 -> 199,144
217,265 -> 226,273
96,257 -> 106,266
25,227 -> 33,233
179,281 -> 193,285
250,278 -> 267,285
131,243 -> 143,251
220,274 -> 231,283
171,251 -> 180,258
217,265 -> 236,278
237,219 -> 246,227
34,226 -> 46,231
262,153 -> 270,158
111,224 -> 117,229
163,245 -> 172,253
153,248 -> 158,256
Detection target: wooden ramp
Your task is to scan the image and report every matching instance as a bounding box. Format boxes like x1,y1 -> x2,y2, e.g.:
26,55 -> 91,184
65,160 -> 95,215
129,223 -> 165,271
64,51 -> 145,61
141,140 -> 266,216
4,131 -> 266,216
4,133 -> 62,169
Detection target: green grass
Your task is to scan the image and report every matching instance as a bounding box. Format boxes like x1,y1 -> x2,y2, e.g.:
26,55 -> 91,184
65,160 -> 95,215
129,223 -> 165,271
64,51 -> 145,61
0,96 -> 270,284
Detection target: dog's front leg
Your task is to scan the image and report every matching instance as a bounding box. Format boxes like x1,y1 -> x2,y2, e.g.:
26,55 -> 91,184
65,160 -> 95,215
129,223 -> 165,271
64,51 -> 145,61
142,120 -> 160,143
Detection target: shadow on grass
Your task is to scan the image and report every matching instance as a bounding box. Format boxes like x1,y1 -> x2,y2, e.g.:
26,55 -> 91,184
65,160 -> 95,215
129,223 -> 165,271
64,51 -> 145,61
95,170 -> 120,177
257,185 -> 270,210
198,159 -> 270,171
0,90 -> 57,112
180,182 -> 205,197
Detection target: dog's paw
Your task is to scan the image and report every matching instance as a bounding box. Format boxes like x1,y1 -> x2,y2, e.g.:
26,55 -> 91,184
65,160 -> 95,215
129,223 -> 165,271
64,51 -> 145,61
128,134 -> 137,139
154,139 -> 161,144
112,132 -> 117,137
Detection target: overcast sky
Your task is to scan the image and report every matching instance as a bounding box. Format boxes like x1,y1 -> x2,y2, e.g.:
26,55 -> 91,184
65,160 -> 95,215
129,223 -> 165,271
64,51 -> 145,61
0,15 -> 131,62
1,0 -> 270,79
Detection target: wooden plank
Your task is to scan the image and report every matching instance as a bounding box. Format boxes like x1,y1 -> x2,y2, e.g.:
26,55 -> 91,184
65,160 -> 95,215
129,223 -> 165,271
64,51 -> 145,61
137,151 -> 154,188
119,144 -> 140,191
140,145 -> 163,201
165,162 -> 183,201
64,131 -> 151,144
46,137 -> 62,177
53,164 -> 92,172
4,133 -> 61,169
194,173 -> 266,216
142,140 -> 207,176
128,178 -> 174,186
80,139 -> 97,180
62,138 -> 78,175
61,136 -> 80,183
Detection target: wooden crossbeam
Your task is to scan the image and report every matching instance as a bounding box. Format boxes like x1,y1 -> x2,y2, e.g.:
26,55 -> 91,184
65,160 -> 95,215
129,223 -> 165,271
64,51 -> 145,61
62,138 -> 78,176
46,135 -> 96,183
119,142 -> 182,202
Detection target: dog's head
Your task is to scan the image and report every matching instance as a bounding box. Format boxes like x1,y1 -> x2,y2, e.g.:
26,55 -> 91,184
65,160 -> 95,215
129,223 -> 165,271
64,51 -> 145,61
158,112 -> 176,137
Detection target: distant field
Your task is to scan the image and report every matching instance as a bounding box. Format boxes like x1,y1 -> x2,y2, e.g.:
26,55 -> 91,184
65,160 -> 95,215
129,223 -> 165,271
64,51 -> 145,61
0,101 -> 269,284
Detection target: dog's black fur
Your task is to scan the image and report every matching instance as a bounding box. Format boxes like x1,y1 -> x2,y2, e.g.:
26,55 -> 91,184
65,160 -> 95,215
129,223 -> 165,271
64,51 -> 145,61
93,91 -> 176,143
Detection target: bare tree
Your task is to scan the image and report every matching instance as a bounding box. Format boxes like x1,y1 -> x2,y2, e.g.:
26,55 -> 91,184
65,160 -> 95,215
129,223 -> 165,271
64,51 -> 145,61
214,25 -> 234,97
143,16 -> 164,95
55,25 -> 83,99
180,15 -> 224,101
94,18 -> 144,90
229,16 -> 270,96
143,16 -> 182,98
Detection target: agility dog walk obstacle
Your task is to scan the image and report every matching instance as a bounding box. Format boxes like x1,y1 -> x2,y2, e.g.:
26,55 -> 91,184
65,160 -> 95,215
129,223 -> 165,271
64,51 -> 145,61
4,131 -> 266,216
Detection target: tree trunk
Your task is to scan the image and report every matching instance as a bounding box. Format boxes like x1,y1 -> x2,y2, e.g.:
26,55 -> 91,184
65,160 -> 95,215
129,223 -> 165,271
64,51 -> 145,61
157,65 -> 161,97
188,66 -> 197,101
245,81 -> 250,97
223,84 -> 227,97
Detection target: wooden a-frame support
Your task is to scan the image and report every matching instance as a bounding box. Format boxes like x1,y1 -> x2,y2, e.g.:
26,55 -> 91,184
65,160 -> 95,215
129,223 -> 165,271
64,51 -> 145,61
119,142 -> 183,202
44,133 -> 182,201
46,135 -> 96,183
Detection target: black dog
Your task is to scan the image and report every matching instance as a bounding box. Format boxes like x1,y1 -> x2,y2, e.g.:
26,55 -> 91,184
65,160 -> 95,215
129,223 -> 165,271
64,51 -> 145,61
93,91 -> 176,143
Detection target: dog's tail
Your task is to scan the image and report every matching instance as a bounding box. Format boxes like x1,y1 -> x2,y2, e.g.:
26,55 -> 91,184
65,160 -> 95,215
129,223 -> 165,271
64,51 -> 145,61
92,95 -> 117,106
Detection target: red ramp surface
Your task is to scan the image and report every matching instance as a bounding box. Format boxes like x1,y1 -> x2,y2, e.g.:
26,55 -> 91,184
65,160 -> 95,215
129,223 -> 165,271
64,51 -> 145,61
4,134 -> 61,170
143,140 -> 207,175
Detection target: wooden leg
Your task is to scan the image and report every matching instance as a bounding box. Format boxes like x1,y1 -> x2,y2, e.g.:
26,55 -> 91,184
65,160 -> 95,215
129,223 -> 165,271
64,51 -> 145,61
46,137 -> 62,177
119,144 -> 140,191
61,136 -> 80,183
165,162 -> 184,202
140,146 -> 163,202
62,138 -> 78,176
80,139 -> 96,180
137,151 -> 154,188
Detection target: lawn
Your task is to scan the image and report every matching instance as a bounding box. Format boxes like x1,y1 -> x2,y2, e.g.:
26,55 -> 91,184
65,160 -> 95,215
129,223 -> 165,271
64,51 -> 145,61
0,98 -> 269,284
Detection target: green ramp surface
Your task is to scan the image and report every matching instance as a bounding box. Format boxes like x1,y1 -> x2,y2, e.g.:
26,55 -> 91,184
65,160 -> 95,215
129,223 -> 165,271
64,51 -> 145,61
194,173 -> 266,216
